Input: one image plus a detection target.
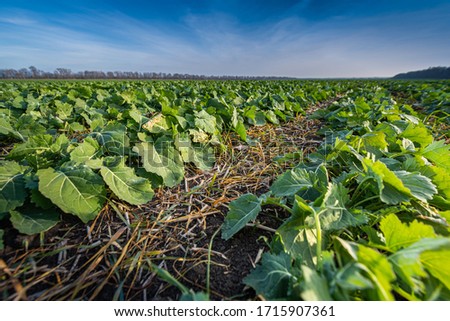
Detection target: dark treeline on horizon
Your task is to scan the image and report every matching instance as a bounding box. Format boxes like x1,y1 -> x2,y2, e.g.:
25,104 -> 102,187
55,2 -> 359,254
0,66 -> 295,80
392,66 -> 450,79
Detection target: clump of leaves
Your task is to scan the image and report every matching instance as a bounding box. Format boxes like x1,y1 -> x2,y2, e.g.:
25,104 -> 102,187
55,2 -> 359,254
222,88 -> 450,300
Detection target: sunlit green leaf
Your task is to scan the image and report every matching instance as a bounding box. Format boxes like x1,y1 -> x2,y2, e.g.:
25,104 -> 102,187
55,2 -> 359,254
37,165 -> 106,223
421,140 -> 450,171
389,238 -> 450,293
70,137 -> 101,163
336,238 -> 395,300
380,214 -> 436,251
195,110 -> 217,134
100,157 -> 154,205
221,194 -> 261,240
362,158 -> 411,204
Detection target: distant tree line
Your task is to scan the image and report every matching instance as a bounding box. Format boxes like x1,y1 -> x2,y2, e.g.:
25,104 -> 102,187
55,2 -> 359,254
0,66 -> 295,80
392,66 -> 450,80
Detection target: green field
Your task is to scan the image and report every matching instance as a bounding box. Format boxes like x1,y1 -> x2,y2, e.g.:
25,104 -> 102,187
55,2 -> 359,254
1,80 -> 449,300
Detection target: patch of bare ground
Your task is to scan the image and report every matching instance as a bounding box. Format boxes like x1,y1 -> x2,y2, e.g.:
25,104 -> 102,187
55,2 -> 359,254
0,97 -> 340,301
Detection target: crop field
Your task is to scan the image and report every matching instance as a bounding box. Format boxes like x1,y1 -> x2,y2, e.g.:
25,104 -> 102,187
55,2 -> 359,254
1,79 -> 450,300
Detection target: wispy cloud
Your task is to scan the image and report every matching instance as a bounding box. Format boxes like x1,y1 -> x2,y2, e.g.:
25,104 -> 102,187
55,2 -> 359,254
0,3 -> 449,77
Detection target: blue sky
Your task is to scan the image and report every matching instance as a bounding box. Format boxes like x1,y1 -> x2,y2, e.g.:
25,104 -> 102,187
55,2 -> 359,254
0,0 -> 449,77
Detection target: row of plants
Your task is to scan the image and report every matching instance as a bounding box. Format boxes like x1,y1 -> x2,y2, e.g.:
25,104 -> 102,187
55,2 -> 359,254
0,80 -> 345,246
221,83 -> 450,300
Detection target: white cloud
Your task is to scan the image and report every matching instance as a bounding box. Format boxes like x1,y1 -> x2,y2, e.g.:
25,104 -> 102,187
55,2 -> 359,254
0,5 -> 449,77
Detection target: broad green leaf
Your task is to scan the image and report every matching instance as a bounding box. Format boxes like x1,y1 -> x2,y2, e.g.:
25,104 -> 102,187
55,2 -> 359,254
311,183 -> 367,231
270,168 -> 315,197
174,133 -> 191,162
420,140 -> 450,171
430,195 -> 450,211
276,221 -> 317,268
325,138 -> 354,162
354,96 -> 371,113
221,194 -> 261,240
10,209 -> 59,235
0,117 -> 23,140
37,166 -> 106,223
0,161 -> 27,213
70,137 -> 101,163
395,171 -> 437,202
401,123 -> 433,147
380,214 -> 436,251
16,113 -> 45,138
15,114 -> 46,137
375,122 -> 400,146
128,107 -> 149,127
194,110 -> 217,134
93,124 -> 129,156
30,189 -> 53,209
428,166 -> 450,199
133,141 -> 184,187
55,101 -> 73,120
231,106 -> 240,128
0,117 -> 14,135
69,122 -> 85,132
335,263 -> 374,290
12,95 -> 26,109
190,144 -> 215,170
0,229 -> 3,249
8,134 -> 69,170
243,106 -> 257,123
89,115 -> 105,131
7,134 -> 53,160
362,131 -> 388,152
336,238 -> 395,300
174,115 -> 188,130
389,238 -> 450,293
254,111 -> 266,126
160,96 -> 179,117
274,109 -> 287,121
100,157 -> 154,205
275,195 -> 316,267
421,249 -> 450,290
300,265 -> 332,300
291,194 -> 314,219
362,158 -> 411,204
50,134 -> 69,154
234,120 -> 247,141
243,252 -> 295,300
264,110 -> 279,124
